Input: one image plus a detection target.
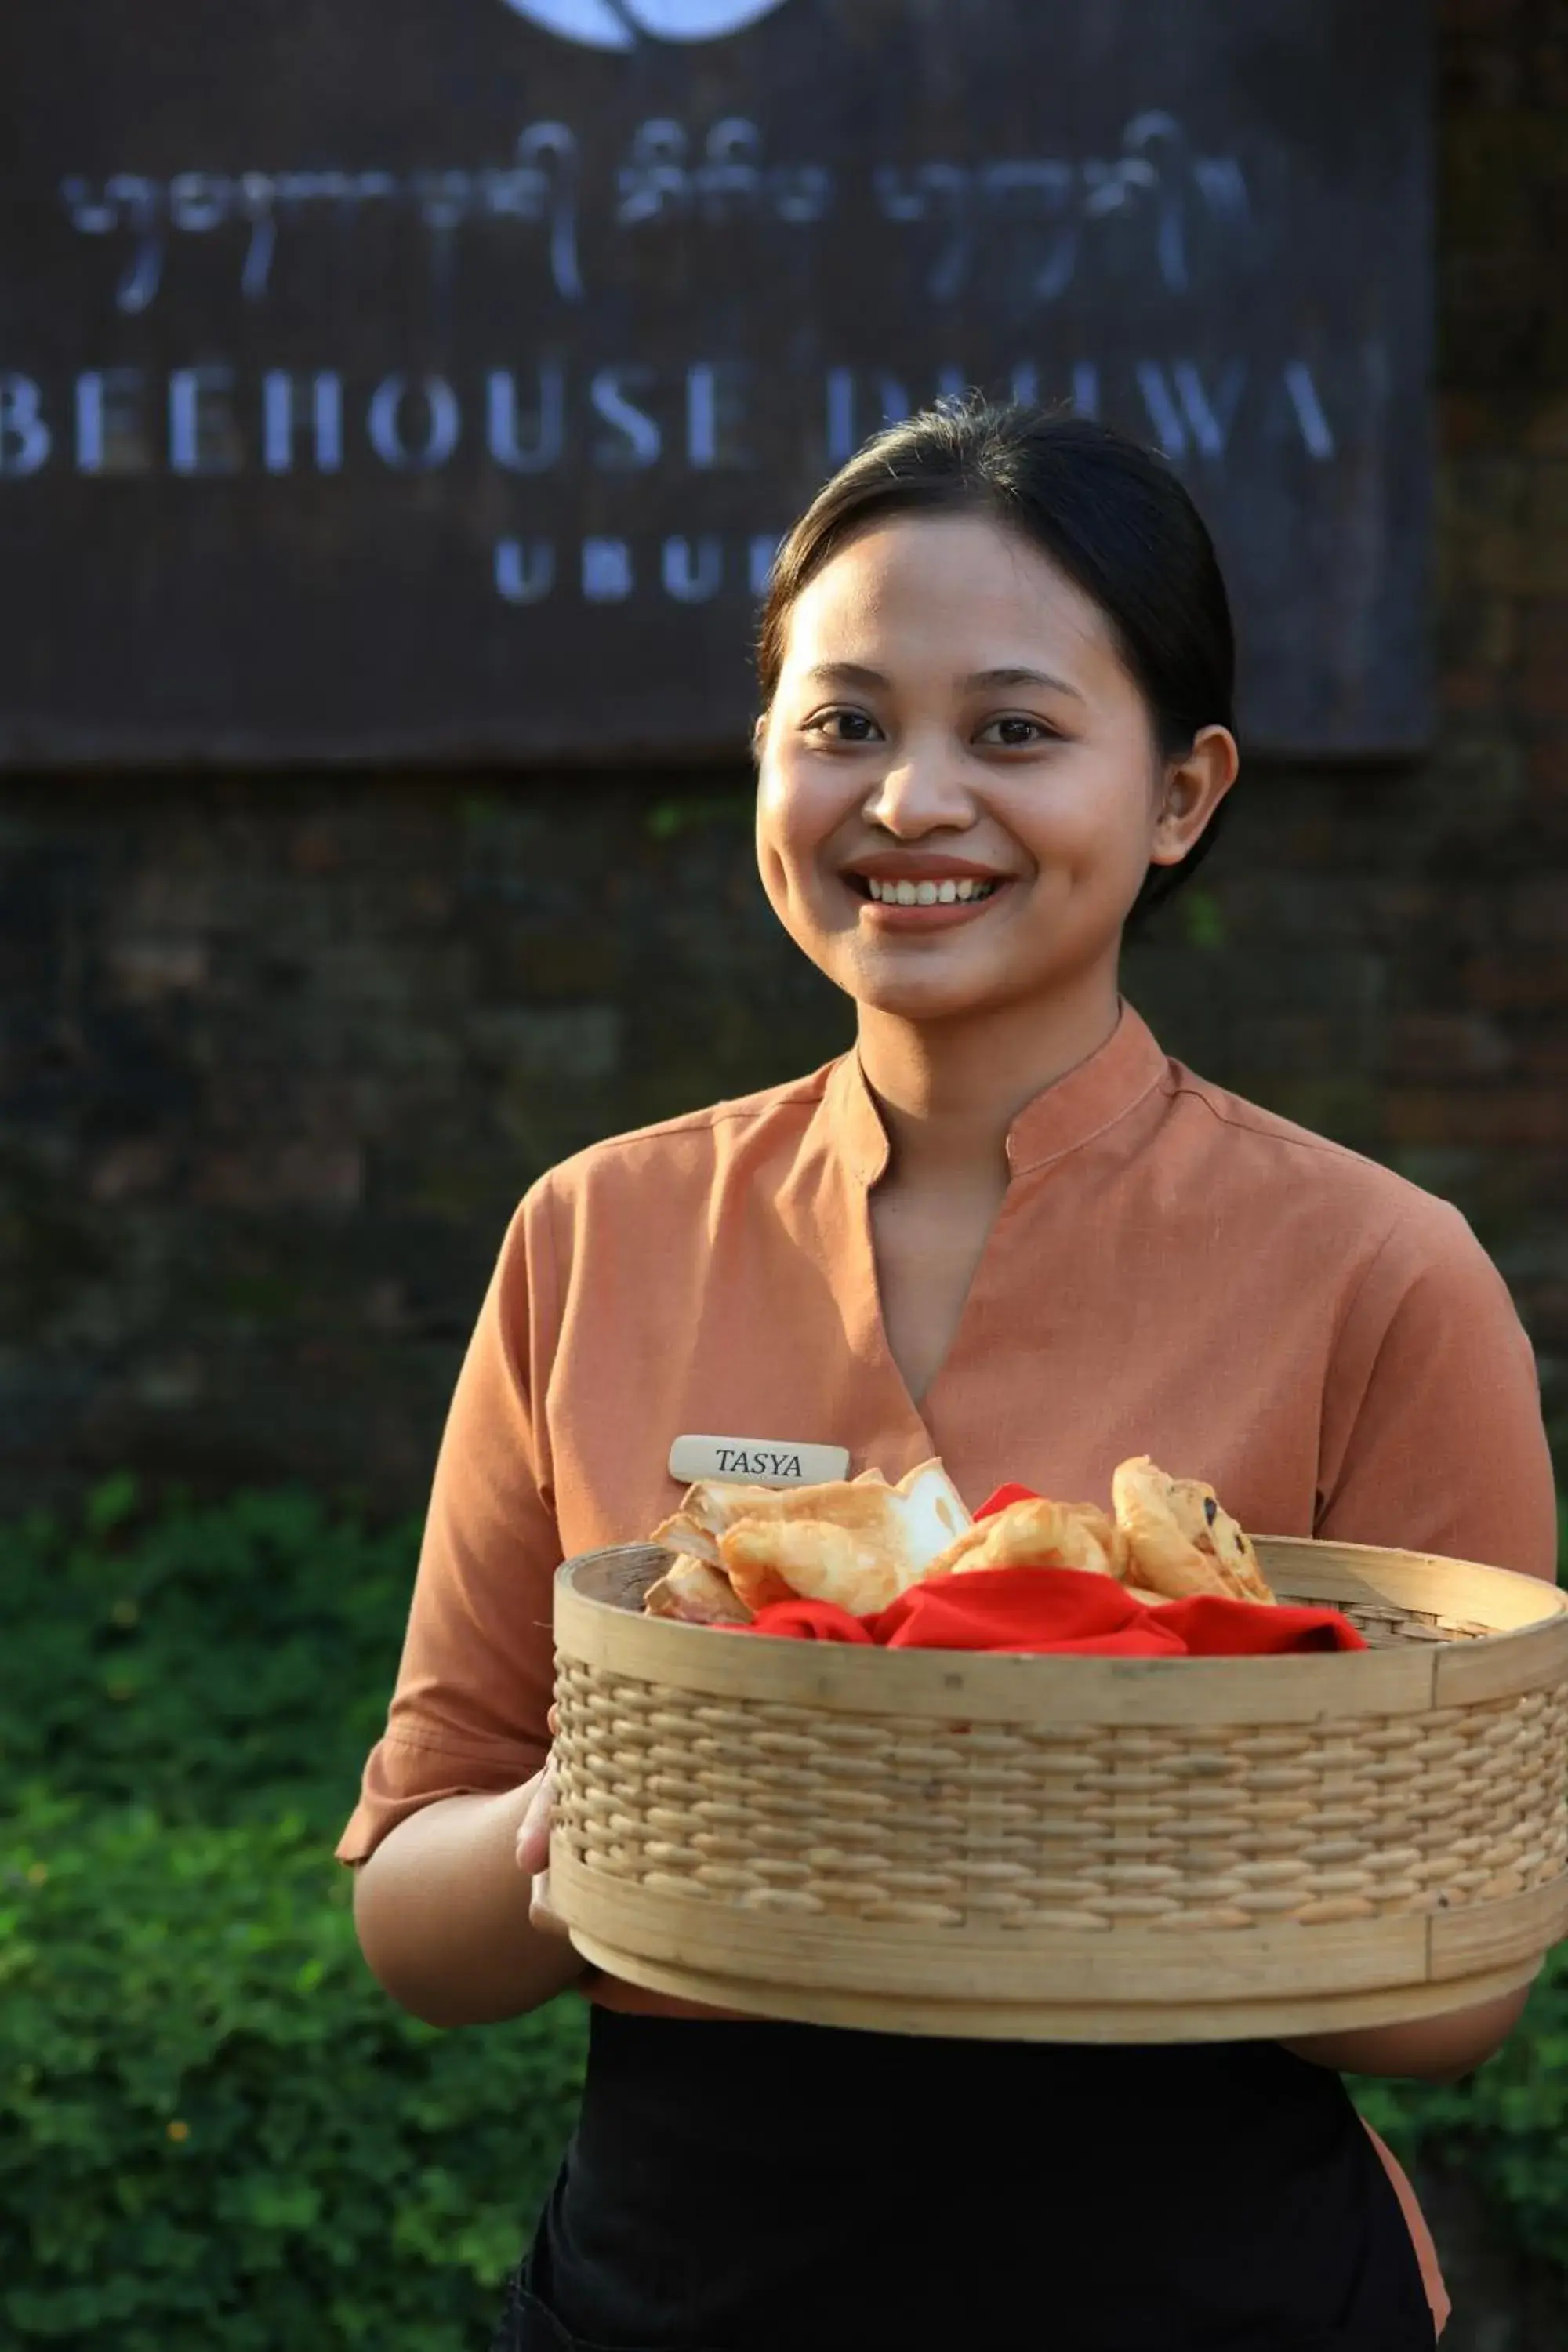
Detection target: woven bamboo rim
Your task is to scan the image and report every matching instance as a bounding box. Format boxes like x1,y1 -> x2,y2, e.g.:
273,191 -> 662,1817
550,1537 -> 1568,2041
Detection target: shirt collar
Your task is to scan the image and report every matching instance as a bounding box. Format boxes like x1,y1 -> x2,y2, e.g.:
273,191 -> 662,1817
826,1001 -> 1168,1187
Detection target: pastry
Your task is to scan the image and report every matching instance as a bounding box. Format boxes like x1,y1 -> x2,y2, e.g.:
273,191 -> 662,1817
1111,1456 -> 1275,1606
650,1457 -> 971,1607
643,1553 -> 755,1625
926,1496 -> 1129,1583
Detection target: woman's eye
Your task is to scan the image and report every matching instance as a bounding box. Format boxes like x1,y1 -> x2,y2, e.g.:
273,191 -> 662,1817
978,714 -> 1054,749
804,707 -> 882,743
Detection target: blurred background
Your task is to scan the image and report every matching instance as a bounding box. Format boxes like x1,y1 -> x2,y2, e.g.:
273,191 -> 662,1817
0,2 -> 1564,2347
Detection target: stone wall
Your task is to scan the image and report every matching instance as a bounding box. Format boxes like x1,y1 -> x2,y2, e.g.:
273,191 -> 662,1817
2,0 -> 1566,1514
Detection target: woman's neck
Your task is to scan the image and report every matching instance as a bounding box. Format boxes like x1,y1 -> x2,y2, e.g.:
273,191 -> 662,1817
855,971 -> 1122,1188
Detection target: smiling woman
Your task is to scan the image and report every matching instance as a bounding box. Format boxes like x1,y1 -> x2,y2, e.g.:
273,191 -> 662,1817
343,400 -> 1556,2352
755,510 -> 1233,1022
754,405 -> 1236,937
750,413 -> 1241,1399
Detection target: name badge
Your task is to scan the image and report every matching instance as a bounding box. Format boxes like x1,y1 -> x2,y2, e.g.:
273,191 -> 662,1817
668,1434 -> 851,1488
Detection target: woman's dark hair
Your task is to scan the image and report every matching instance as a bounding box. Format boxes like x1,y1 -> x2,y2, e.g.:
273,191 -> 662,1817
756,397 -> 1235,923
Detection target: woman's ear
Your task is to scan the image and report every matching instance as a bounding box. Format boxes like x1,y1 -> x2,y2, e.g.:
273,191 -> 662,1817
1149,724 -> 1239,867
750,709 -> 768,766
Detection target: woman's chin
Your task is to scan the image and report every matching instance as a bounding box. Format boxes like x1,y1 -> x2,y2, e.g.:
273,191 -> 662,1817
844,965 -> 1012,1025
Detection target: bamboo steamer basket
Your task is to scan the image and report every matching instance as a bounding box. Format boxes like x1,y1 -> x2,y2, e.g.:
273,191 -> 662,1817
550,1537 -> 1568,2041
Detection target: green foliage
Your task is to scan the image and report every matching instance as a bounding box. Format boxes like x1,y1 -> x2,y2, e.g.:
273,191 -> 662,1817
643,790 -> 754,841
0,1479 -> 423,1832
0,1480 -> 586,2347
1358,1511 -> 1568,2269
0,1795 -> 586,2349
1178,884 -> 1228,951
1357,1946 -> 1568,2274
5,1477 -> 1568,2339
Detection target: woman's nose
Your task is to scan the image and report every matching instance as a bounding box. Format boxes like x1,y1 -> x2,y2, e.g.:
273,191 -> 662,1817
862,740 -> 975,836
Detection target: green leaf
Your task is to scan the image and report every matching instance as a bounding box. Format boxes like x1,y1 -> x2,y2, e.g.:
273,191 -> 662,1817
644,792 -> 753,841
85,1473 -> 140,1539
1179,886 -> 1228,952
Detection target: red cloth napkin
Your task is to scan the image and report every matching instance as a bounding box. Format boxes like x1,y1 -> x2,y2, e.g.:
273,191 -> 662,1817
739,1484 -> 1367,1657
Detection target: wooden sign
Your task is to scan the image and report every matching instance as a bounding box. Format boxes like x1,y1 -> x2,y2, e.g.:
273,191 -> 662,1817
0,0 -> 1432,763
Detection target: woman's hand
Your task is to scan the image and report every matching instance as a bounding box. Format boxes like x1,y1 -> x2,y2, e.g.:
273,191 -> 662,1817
515,1704 -> 572,1940
352,1702 -> 588,2027
1282,1980 -> 1533,2082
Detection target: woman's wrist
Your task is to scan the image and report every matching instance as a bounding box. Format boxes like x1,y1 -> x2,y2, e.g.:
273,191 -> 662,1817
352,1780 -> 590,2027
1281,1981 -> 1532,2082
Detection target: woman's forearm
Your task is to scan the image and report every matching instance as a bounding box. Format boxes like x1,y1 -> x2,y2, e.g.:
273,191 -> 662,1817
351,1784 -> 587,2027
1282,1981 -> 1532,2082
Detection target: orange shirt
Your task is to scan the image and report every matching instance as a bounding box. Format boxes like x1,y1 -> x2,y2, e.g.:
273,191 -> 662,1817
341,1004 -> 1559,2336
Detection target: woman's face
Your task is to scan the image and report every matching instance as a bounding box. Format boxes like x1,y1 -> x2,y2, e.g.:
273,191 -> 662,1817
754,511 -> 1234,1025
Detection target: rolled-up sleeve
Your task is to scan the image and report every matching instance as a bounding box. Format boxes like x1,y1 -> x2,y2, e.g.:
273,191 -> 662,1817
337,1178 -> 565,1863
1317,1194 -> 1558,1579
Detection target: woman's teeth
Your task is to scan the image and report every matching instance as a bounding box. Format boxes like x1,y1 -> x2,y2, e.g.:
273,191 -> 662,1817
864,877 -> 998,906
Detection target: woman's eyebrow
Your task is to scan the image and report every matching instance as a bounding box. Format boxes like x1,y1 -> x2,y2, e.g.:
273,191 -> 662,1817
964,665 -> 1084,699
802,662 -> 888,689
801,660 -> 1083,700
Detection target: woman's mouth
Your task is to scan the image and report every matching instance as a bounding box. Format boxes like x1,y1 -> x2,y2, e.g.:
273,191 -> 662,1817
844,870 -> 1011,928
862,875 -> 998,906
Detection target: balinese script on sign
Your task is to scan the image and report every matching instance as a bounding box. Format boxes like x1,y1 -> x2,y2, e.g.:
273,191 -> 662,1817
0,0 -> 1431,764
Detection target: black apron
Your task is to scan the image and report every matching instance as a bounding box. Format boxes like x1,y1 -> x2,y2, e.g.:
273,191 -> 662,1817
492,2009 -> 1436,2352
